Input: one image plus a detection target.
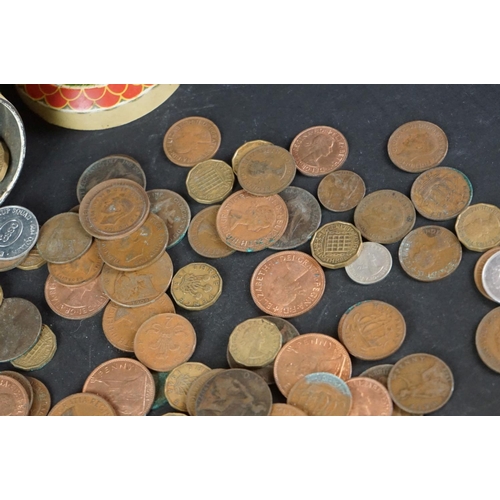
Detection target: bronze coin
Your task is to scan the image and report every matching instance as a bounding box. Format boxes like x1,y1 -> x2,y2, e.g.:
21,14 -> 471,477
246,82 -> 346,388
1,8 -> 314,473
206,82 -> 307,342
474,247 -> 500,300
26,377 -> 51,416
186,368 -> 225,416
0,371 -> 34,407
17,247 -> 46,271
399,226 -> 462,282
83,358 -> 155,416
346,377 -> 393,416
388,121 -> 448,173
410,166 -> 473,220
455,203 -> 500,252
290,126 -> 349,177
0,374 -> 30,416
163,116 -> 221,167
476,307 -> 500,373
164,362 -> 210,412
270,403 -> 306,416
49,393 -> 116,416
317,170 -> 366,212
250,250 -> 326,318
354,189 -> 416,244
11,324 -> 57,371
186,159 -> 234,204
359,364 -> 394,387
232,140 -> 272,176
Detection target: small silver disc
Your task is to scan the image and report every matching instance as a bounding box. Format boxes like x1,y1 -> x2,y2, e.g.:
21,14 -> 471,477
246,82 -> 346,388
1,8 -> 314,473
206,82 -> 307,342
345,242 -> 392,285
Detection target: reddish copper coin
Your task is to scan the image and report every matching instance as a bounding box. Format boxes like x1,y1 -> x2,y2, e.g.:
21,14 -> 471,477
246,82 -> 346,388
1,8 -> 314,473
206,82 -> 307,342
476,307 -> 500,373
0,374 -> 30,416
49,393 -> 116,416
26,377 -> 51,416
346,377 -> 393,416
317,170 -> 366,212
0,371 -> 33,407
474,247 -> 500,300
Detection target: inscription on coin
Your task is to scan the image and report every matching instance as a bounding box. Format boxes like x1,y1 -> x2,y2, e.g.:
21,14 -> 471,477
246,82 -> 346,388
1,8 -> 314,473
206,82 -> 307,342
0,206 -> 38,261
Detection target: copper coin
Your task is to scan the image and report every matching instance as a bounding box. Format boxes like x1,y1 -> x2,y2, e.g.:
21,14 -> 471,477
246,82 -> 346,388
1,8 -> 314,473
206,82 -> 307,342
359,364 -> 394,387
79,179 -> 150,240
45,274 -> 109,320
216,190 -> 288,252
187,206 -> 235,259
26,377 -> 51,416
317,170 -> 366,212
163,116 -> 221,167
270,403 -> 306,416
346,377 -> 393,416
49,393 -> 116,416
354,189 -> 416,244
399,226 -> 462,282
11,324 -> 57,371
387,353 -> 454,414
186,368 -> 225,416
388,121 -> 448,173
83,358 -> 155,416
0,371 -> 34,407
164,362 -> 210,412
134,313 -> 197,372
250,251 -> 326,318
290,126 -> 349,177
102,294 -> 176,352
186,159 -> 234,204
232,140 -> 272,176
474,247 -> 500,300
476,307 -> 500,373
0,374 -> 30,416
410,166 -> 473,220
17,247 -> 46,271
273,333 -> 352,397
455,203 -> 500,252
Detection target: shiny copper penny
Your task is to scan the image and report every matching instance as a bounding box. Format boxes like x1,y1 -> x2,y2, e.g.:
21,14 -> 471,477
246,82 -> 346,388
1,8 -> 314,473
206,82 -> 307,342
232,140 -> 272,176
476,307 -> 500,373
163,116 -> 221,167
251,251 -> 325,318
11,324 -> 57,371
388,121 -> 448,173
317,170 -> 366,212
26,377 -> 51,416
17,247 -> 46,271
474,247 -> 500,300
347,377 -> 393,416
270,403 -> 306,416
186,368 -> 225,416
186,159 -> 234,204
164,362 -> 210,412
49,393 -> 116,416
455,203 -> 500,252
0,374 -> 30,416
290,126 -> 349,177
0,371 -> 34,407
83,358 -> 155,416
354,189 -> 416,244
216,190 -> 288,252
399,226 -> 462,282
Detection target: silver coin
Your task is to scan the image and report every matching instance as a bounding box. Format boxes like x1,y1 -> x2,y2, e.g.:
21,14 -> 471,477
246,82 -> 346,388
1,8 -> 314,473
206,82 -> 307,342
0,205 -> 39,261
482,252 -> 500,303
345,242 -> 392,285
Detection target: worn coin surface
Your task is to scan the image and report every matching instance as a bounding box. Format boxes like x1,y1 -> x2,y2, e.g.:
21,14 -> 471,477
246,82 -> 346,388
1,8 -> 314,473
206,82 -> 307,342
0,206 -> 39,261
455,203 -> 500,252
475,247 -> 500,300
0,374 -> 30,416
226,347 -> 275,385
17,247 -> 46,271
261,316 -> 300,344
345,242 -> 392,285
186,159 -> 234,204
49,393 -> 116,416
164,362 -> 210,412
482,252 -> 500,303
232,140 -> 272,176
186,368 -> 225,416
26,377 -> 51,416
347,377 -> 393,416
476,308 -> 500,373
0,371 -> 34,407
0,139 -> 9,182
359,364 -> 394,387
317,170 -> 366,212
11,324 -> 57,371
270,403 -> 307,416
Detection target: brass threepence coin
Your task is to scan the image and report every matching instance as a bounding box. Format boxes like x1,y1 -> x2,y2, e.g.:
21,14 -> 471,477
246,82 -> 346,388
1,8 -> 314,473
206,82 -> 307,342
186,159 -> 234,204
26,377 -> 51,416
164,362 -> 210,412
410,166 -> 473,220
482,251 -> 500,303
345,242 -> 392,285
186,368 -> 225,416
49,393 -> 116,416
317,170 -> 366,212
226,347 -> 275,385
455,203 -> 500,252
17,247 -> 46,271
290,126 -> 349,177
171,263 -> 222,311
163,116 -> 221,167
476,308 -> 500,373
270,403 -> 307,416
346,377 -> 393,416
474,247 -> 500,300
0,374 -> 30,416
0,371 -> 34,407
388,121 -> 448,173
399,226 -> 462,282
354,190 -> 416,244
0,206 -> 39,261
11,324 -> 57,371
311,221 -> 362,269
232,140 -> 272,176
0,139 -> 10,182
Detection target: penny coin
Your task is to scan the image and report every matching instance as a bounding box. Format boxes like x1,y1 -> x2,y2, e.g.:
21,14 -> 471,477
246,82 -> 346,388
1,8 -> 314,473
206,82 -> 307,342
388,353 -> 454,414
345,242 -> 392,285
455,203 -> 500,252
476,308 -> 500,373
100,252 -> 173,308
251,251 -> 326,318
354,190 -> 416,244
216,190 -> 288,252
11,324 -> 57,371
134,313 -> 197,372
0,139 -> 9,182
311,221 -> 363,269
482,252 -> 500,303
186,159 -> 234,204
317,170 -> 366,212
76,154 -> 146,202
238,145 -> 296,196
186,368 -> 225,416
270,403 -> 306,416
164,362 -> 210,412
187,206 -> 235,259
83,358 -> 155,416
288,372 -> 352,416
170,263 -> 222,311
270,186 -> 322,250
0,205 -> 39,262
0,298 -> 42,363
147,189 -> 191,249
474,247 -> 500,300
0,374 -> 30,416
79,179 -> 150,240
274,333 -> 352,397
195,368 -> 272,416
232,140 -> 272,176
399,226 -> 462,282
226,347 -> 275,385
0,371 -> 34,407
45,274 -> 109,320
346,377 -> 393,416
410,166 -> 473,220
49,393 -> 116,416
152,372 -> 169,410
17,247 -> 46,271
163,116 -> 221,167
102,294 -> 176,352
26,377 -> 51,416
388,121 -> 448,173
290,126 -> 349,177
359,364 -> 394,387
0,253 -> 27,272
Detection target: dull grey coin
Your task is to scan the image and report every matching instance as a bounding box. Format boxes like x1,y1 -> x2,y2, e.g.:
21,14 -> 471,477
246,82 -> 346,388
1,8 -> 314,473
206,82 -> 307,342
482,252 -> 500,304
345,242 -> 392,285
0,206 -> 39,262
359,364 -> 394,387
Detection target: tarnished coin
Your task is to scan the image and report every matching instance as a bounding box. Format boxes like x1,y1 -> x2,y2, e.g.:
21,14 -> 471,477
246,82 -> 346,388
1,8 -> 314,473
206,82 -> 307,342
251,251 -> 326,318
17,247 -> 46,271
186,159 -> 234,204
270,403 -> 307,416
0,298 -> 42,363
0,139 -> 10,182
270,186 -> 322,250
388,121 -> 448,173
482,251 -> 500,303
347,377 -> 393,416
399,226 -> 462,282
186,368 -> 225,416
345,242 -> 392,285
476,308 -> 500,373
83,358 -> 155,416
474,247 -> 500,300
0,206 -> 38,261
171,263 -> 222,311
290,126 -> 349,177
0,371 -> 33,407
226,347 -> 275,385
187,206 -> 235,259
216,190 -> 288,252
261,316 -> 300,344
26,377 -> 51,416
0,253 -> 27,272
163,116 -> 221,167
455,203 -> 500,252
11,324 -> 57,371
232,140 -> 272,176
354,190 -> 416,244
0,374 -> 30,416
359,364 -> 393,387
388,353 -> 454,414
164,362 -> 210,412
147,189 -> 191,249
317,170 -> 366,212
410,166 -> 473,220
49,393 -> 116,416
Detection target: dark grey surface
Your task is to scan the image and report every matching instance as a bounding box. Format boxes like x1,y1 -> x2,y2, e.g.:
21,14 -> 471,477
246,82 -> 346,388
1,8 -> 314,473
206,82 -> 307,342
0,84 -> 498,416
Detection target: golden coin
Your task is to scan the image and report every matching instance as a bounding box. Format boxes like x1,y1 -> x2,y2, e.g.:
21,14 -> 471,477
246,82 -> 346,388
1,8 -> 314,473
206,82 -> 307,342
0,139 -> 9,182
317,170 -> 366,212
164,362 -> 210,412
26,377 -> 51,416
232,140 -> 272,176
474,247 -> 500,300
455,203 -> 500,252
48,393 -> 116,416
17,247 -> 46,271
11,324 -> 57,371
185,368 -> 225,416
311,221 -> 362,269
186,159 -> 234,204
170,262 -> 222,311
